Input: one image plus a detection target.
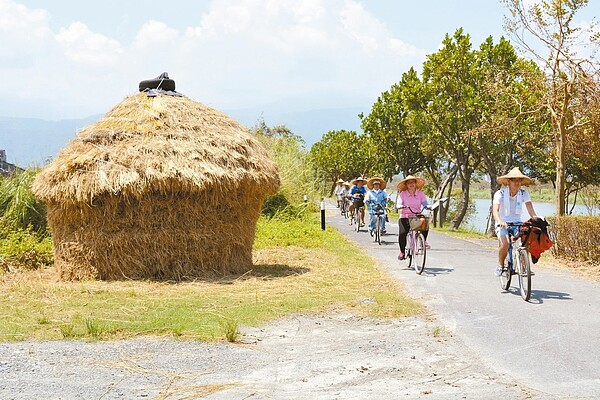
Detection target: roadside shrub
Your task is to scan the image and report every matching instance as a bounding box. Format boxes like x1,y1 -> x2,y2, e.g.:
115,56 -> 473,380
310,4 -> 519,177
547,216 -> 600,264
262,193 -> 290,218
0,225 -> 53,272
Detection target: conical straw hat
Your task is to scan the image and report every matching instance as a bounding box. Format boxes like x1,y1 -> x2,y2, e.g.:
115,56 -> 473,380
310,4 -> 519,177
497,167 -> 533,186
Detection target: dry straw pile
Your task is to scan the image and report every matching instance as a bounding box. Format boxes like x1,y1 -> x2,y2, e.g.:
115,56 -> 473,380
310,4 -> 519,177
33,91 -> 279,280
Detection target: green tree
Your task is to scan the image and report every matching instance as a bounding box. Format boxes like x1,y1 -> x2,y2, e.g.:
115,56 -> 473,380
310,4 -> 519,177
475,36 -> 551,219
412,29 -> 484,229
360,68 -> 431,182
504,0 -> 600,215
309,130 -> 369,195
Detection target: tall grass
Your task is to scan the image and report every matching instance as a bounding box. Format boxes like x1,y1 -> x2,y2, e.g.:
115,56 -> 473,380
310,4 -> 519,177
0,169 -> 47,233
0,170 -> 52,272
252,120 -> 321,205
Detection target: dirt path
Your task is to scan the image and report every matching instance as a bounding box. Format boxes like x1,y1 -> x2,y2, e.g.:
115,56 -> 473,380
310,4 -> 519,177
1,313 -> 531,399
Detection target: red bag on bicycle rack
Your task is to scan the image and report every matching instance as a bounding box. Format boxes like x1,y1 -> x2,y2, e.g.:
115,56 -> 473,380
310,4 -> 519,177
518,217 -> 554,263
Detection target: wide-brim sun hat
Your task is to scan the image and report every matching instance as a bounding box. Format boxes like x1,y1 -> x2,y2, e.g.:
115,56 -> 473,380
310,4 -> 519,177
343,181 -> 351,187
367,177 -> 386,190
397,175 -> 425,191
336,178 -> 345,184
497,167 -> 534,186
352,177 -> 367,185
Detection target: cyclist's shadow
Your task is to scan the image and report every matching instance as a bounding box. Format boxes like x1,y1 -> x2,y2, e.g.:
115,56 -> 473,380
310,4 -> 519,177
420,266 -> 453,276
504,288 -> 572,304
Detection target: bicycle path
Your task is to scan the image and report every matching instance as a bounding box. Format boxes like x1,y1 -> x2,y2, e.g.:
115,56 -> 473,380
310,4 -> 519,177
324,202 -> 600,399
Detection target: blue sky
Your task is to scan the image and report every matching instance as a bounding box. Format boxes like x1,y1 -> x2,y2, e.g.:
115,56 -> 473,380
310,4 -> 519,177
0,0 -> 597,123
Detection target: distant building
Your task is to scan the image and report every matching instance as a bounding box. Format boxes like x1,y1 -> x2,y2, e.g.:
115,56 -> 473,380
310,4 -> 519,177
0,150 -> 23,176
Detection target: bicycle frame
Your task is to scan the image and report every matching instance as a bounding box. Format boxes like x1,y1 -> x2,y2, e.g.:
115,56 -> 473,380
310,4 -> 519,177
350,194 -> 364,232
499,222 -> 532,301
400,205 -> 430,275
370,203 -> 386,245
341,197 -> 350,219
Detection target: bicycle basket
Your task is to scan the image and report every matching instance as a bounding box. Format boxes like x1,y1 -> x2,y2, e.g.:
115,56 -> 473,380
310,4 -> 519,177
353,198 -> 364,208
409,215 -> 429,231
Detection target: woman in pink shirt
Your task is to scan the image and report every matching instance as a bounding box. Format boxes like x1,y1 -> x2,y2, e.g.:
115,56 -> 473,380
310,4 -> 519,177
395,175 -> 430,260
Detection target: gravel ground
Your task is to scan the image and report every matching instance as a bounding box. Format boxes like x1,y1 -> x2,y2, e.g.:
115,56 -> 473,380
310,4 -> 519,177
0,313 -> 533,399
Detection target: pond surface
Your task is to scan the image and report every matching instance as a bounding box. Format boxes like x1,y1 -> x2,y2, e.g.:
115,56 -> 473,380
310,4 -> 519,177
466,198 -> 599,233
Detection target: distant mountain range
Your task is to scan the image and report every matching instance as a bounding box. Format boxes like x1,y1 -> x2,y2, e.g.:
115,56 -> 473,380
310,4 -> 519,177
0,106 -> 364,167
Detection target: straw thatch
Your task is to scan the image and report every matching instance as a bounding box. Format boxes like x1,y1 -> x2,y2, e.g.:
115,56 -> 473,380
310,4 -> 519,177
33,92 -> 280,280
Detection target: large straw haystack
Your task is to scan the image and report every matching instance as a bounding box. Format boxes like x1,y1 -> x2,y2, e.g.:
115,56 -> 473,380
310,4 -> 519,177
33,90 -> 279,280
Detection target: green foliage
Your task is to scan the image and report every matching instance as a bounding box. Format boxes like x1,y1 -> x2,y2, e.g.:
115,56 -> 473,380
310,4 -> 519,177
220,319 -> 240,342
254,214 -> 328,249
309,129 -> 369,193
0,225 -> 53,271
60,324 -> 76,339
261,193 -> 291,218
0,169 -> 47,233
84,318 -> 104,338
360,68 -> 435,181
251,118 -> 320,203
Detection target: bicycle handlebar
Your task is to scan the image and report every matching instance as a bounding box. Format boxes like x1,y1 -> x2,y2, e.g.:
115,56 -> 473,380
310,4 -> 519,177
506,222 -> 522,227
398,205 -> 432,214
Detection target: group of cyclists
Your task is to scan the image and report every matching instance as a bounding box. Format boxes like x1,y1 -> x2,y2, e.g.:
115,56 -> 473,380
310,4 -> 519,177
334,175 -> 431,260
334,167 -> 540,275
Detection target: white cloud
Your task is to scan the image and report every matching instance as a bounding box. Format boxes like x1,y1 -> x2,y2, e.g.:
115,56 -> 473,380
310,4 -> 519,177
1,0 -> 430,119
0,0 -> 53,66
133,20 -> 179,50
56,22 -> 123,66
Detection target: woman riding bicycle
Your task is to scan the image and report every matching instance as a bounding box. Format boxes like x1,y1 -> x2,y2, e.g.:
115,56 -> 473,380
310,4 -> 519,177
334,178 -> 347,209
365,177 -> 390,235
395,175 -> 430,260
348,177 -> 367,226
492,167 -> 537,277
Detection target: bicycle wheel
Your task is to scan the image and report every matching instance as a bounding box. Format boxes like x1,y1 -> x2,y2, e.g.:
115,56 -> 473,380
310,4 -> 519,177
374,215 -> 381,245
405,232 -> 413,269
517,248 -> 532,301
354,208 -> 361,232
499,264 -> 512,290
499,244 -> 513,291
413,232 -> 426,275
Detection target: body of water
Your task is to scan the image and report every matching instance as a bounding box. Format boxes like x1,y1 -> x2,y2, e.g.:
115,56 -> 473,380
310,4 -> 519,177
466,198 -> 599,233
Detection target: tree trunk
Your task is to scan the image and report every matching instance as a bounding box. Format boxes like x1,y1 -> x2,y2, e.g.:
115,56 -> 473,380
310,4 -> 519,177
556,122 -> 566,216
433,164 -> 458,228
452,169 -> 472,229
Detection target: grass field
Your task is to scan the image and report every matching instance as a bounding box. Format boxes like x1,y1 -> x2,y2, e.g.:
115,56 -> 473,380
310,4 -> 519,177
0,215 -> 422,342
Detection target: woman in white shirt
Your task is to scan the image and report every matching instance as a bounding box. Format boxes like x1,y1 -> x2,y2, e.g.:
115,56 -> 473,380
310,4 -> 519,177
491,167 -> 537,277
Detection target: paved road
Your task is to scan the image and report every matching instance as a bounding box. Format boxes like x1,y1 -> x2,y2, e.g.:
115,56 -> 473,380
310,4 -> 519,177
325,203 -> 600,399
